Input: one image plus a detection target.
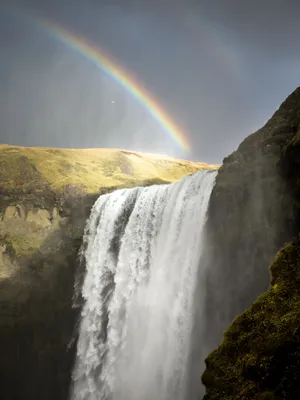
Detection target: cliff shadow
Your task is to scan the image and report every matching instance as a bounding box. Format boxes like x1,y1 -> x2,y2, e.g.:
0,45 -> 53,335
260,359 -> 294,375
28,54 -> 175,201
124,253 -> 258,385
0,192 -> 100,400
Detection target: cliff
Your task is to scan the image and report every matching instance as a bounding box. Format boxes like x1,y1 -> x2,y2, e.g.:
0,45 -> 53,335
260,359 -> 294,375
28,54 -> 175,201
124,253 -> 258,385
0,145 -> 217,400
198,88 -> 300,398
189,88 -> 300,398
202,237 -> 300,399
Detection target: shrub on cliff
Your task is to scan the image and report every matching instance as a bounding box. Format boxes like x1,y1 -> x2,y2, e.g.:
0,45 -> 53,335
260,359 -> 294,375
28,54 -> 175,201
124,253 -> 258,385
202,237 -> 300,400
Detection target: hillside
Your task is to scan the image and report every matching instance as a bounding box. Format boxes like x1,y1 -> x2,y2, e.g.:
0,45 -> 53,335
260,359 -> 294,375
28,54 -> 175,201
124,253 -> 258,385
0,144 -> 218,195
202,237 -> 300,399
0,144 -> 218,260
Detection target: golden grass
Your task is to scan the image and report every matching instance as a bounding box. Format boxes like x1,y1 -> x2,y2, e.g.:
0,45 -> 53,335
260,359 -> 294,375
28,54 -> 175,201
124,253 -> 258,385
0,144 -> 220,193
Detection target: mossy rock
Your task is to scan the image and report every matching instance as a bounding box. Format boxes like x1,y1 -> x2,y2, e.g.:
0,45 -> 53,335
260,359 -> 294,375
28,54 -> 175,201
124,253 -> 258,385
0,233 -> 43,258
202,237 -> 300,400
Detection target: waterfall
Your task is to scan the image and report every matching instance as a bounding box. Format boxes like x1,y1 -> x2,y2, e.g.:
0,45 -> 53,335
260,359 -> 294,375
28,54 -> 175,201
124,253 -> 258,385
71,170 -> 217,400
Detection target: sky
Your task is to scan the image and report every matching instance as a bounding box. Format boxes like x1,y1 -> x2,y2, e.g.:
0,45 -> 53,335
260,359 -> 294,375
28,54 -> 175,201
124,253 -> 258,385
0,0 -> 299,163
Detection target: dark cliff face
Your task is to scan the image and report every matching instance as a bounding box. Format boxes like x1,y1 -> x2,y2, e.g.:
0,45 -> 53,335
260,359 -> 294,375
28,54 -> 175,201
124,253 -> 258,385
197,87 -> 300,396
202,237 -> 300,400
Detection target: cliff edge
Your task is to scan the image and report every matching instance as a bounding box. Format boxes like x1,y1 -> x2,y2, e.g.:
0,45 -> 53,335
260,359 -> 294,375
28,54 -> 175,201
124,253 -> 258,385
0,145 -> 217,400
190,87 -> 300,398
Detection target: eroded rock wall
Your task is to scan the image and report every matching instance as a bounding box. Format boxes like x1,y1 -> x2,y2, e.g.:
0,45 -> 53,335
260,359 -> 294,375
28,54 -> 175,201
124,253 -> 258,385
0,196 -> 94,400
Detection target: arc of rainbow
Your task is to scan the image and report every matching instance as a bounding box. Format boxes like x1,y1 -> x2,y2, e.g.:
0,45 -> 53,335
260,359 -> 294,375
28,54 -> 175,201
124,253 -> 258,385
32,16 -> 191,153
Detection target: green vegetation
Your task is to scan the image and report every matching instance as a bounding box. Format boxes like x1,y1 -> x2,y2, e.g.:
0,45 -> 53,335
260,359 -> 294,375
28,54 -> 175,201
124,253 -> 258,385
202,237 -> 300,400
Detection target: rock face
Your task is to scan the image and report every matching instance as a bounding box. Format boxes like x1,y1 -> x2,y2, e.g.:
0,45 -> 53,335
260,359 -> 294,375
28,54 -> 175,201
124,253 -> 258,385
0,145 -> 216,400
202,237 -> 300,399
198,88 -> 300,397
0,206 -> 82,400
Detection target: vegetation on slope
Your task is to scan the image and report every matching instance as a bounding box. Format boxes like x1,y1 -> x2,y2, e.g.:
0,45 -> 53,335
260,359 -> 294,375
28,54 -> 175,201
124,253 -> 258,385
202,237 -> 300,400
0,144 -> 219,195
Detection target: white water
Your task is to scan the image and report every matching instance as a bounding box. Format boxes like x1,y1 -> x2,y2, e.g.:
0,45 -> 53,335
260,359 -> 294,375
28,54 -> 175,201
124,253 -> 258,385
71,170 -> 216,400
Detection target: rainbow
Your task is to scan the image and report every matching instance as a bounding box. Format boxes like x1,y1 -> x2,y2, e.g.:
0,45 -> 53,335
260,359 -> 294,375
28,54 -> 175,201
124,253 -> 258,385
19,10 -> 191,153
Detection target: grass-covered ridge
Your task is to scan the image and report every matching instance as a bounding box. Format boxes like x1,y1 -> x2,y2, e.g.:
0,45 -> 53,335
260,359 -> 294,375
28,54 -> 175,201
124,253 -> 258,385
202,237 -> 300,400
0,144 -> 219,194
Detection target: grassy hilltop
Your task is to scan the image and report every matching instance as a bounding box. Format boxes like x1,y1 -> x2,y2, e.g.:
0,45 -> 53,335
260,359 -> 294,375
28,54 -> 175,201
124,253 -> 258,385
0,144 -> 219,195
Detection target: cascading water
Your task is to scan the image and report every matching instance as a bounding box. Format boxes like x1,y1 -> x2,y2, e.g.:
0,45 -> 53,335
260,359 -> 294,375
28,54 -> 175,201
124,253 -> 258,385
71,170 -> 217,400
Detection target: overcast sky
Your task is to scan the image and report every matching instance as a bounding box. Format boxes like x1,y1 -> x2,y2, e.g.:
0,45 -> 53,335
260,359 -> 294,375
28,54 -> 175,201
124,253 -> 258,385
0,0 -> 299,163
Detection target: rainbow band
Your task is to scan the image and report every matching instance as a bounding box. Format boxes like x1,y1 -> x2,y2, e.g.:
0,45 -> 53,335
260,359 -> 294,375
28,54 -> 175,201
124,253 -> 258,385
34,18 -> 191,152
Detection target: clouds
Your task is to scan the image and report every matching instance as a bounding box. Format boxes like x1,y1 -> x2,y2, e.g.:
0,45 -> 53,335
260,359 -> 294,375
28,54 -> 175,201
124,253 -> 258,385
0,0 -> 299,162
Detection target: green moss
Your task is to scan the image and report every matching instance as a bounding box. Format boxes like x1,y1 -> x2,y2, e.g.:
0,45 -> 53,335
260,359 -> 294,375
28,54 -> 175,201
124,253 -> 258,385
1,233 -> 44,257
202,237 -> 300,400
